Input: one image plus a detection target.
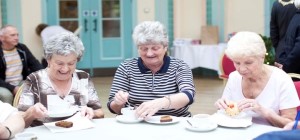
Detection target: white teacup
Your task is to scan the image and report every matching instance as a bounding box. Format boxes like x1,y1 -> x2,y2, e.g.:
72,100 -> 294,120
15,132 -> 37,140
192,114 -> 213,128
121,107 -> 137,120
193,114 -> 211,119
48,102 -> 71,113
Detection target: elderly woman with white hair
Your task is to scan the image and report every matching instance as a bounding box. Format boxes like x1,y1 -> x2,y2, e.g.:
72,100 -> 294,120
18,32 -> 104,127
107,21 -> 195,119
214,31 -> 300,128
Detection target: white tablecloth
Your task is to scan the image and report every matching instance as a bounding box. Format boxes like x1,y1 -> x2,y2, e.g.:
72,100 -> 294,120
17,117 -> 282,140
173,43 -> 227,74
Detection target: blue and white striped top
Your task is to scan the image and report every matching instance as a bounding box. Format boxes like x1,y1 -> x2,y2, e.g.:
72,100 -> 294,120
107,56 -> 195,117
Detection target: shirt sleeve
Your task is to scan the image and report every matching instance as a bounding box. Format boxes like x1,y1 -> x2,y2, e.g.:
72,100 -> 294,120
277,71 -> 300,110
176,61 -> 195,105
0,101 -> 17,122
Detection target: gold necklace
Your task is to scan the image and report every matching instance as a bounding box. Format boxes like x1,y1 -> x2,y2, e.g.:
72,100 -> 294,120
278,0 -> 294,6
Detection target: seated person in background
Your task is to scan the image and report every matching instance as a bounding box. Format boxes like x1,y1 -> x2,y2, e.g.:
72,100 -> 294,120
0,100 -> 25,139
0,25 -> 43,104
35,23 -> 70,45
107,21 -> 195,119
35,23 -> 71,68
18,32 -> 104,127
214,31 -> 300,128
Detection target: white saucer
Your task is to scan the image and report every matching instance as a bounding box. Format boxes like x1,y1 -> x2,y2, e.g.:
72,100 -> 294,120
116,115 -> 143,123
185,118 -> 218,132
145,115 -> 180,124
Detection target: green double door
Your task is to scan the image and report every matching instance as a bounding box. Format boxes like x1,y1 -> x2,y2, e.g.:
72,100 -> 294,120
46,0 -> 133,71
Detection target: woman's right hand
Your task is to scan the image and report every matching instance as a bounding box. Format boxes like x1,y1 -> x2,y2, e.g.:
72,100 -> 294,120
113,90 -> 129,106
214,98 -> 229,110
29,103 -> 48,119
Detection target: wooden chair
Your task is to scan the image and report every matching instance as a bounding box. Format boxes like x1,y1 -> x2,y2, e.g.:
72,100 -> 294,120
219,53 -> 235,85
13,84 -> 24,107
288,73 -> 300,111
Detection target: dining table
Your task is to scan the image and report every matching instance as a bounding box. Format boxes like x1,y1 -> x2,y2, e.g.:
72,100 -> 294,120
15,116 -> 282,140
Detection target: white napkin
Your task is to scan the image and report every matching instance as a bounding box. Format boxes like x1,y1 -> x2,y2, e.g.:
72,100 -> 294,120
44,112 -> 95,133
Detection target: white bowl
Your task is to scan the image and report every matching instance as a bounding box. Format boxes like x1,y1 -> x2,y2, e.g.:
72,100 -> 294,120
15,132 -> 37,140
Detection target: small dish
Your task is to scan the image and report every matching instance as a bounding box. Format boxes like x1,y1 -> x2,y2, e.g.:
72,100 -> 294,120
15,132 -> 37,140
185,118 -> 218,132
145,115 -> 180,124
116,115 -> 143,123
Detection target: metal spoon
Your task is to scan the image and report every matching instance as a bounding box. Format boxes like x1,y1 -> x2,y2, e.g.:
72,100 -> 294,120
122,90 -> 133,110
186,120 -> 196,128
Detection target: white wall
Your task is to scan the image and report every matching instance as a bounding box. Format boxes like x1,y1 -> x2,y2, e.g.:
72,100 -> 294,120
225,0 -> 264,36
137,0 -> 155,23
20,0 -> 43,61
173,0 -> 205,39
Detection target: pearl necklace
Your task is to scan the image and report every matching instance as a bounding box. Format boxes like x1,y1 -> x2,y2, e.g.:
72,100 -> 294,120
278,0 -> 294,6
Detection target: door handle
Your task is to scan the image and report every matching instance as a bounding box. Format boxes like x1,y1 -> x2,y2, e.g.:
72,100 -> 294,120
93,19 -> 97,32
84,19 -> 88,32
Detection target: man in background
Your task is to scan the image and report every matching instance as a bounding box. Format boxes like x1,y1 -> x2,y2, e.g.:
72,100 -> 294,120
0,25 -> 43,104
270,0 -> 297,61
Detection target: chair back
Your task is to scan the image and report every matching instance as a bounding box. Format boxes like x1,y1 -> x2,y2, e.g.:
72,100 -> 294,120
288,73 -> 300,111
294,82 -> 300,111
219,54 -> 235,79
13,84 -> 24,107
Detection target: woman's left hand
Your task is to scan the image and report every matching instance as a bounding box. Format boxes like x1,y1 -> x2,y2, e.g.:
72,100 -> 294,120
80,106 -> 94,119
238,99 -> 260,112
135,98 -> 165,119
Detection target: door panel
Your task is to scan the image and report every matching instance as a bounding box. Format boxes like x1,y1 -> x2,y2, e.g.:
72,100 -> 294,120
47,0 -> 133,70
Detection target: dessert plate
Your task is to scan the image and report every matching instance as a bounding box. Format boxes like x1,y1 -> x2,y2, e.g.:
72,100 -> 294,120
47,106 -> 78,118
145,115 -> 180,124
115,115 -> 143,123
185,118 -> 218,132
210,110 -> 252,128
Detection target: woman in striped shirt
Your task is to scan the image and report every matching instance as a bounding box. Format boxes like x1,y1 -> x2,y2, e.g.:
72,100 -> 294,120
107,21 -> 195,119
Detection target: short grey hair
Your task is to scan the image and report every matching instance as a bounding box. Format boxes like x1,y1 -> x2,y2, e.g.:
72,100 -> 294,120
0,25 -> 16,36
225,31 -> 266,59
132,21 -> 169,47
44,32 -> 84,61
295,0 -> 300,8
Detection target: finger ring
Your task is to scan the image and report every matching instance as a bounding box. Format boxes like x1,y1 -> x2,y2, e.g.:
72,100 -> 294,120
250,103 -> 253,107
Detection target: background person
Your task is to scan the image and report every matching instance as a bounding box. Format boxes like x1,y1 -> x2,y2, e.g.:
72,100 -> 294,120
0,100 -> 25,139
270,0 -> 297,61
214,31 -> 300,128
36,23 -> 71,68
277,0 -> 300,74
17,32 -> 104,127
107,21 -> 195,119
0,25 -> 43,104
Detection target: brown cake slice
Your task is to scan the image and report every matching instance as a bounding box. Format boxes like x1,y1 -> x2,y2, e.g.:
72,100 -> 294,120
55,121 -> 73,128
160,115 -> 173,122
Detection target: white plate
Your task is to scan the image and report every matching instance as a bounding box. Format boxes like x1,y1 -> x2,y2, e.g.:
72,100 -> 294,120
145,115 -> 180,124
210,110 -> 252,128
185,118 -> 218,132
47,106 -> 78,118
115,115 -> 143,123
